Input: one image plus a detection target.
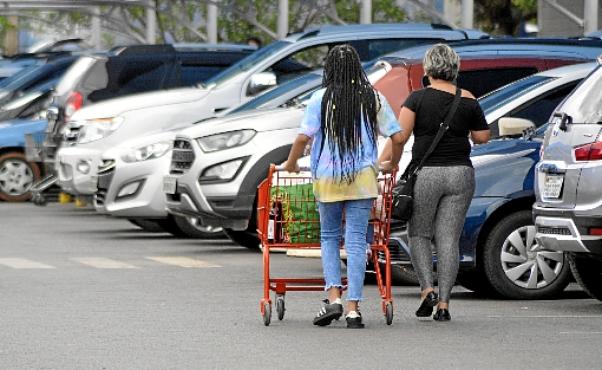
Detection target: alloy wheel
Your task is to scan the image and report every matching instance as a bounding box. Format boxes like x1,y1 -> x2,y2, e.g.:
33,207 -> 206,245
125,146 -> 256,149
0,159 -> 35,196
500,225 -> 564,289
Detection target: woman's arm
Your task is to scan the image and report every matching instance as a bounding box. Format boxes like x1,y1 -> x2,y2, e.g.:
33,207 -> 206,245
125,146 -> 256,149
471,129 -> 490,144
283,134 -> 311,172
379,107 -> 415,165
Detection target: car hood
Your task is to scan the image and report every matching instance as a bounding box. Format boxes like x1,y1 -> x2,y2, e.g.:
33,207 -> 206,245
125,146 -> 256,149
178,107 -> 304,139
71,87 -> 211,120
0,118 -> 47,147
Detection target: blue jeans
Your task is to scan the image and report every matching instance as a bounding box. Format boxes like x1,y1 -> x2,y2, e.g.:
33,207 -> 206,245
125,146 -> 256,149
318,199 -> 373,301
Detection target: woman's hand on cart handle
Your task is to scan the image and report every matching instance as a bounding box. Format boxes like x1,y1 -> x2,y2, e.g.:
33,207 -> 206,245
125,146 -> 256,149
379,160 -> 398,174
281,160 -> 301,173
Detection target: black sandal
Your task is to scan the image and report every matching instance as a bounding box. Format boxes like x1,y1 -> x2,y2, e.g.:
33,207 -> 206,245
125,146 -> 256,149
416,291 -> 439,317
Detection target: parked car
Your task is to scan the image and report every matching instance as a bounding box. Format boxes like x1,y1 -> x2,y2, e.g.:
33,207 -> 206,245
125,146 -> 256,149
43,43 -> 256,165
53,23 -> 488,198
164,52 -> 596,251
0,56 -> 77,106
0,118 -> 47,201
533,59 -> 602,301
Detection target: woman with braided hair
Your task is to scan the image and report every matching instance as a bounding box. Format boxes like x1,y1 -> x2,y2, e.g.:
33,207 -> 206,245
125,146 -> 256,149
284,44 -> 403,329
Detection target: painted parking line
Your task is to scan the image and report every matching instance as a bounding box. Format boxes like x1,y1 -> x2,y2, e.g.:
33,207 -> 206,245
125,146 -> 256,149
71,257 -> 139,269
0,258 -> 56,269
559,331 -> 602,335
488,315 -> 602,319
146,256 -> 221,268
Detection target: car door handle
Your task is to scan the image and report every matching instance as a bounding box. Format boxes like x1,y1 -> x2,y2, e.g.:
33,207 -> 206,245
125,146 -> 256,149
539,163 -> 566,174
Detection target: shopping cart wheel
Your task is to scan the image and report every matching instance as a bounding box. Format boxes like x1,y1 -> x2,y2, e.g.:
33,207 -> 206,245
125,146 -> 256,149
275,295 -> 285,321
262,302 -> 272,326
385,302 -> 393,326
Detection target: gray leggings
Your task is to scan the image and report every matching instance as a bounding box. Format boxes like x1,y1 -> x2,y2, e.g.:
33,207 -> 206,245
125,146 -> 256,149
409,166 -> 475,303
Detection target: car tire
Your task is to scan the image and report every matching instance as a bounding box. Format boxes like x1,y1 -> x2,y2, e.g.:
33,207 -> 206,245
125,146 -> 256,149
0,152 -> 41,202
224,228 -> 260,250
128,218 -> 165,233
482,210 -> 571,299
457,270 -> 494,295
569,253 -> 602,301
173,215 -> 224,239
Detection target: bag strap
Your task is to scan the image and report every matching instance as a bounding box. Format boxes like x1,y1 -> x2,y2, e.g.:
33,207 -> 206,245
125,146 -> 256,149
410,87 -> 462,177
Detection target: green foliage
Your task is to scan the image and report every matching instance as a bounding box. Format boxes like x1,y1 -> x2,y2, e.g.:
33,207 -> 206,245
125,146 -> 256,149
475,0 -> 537,35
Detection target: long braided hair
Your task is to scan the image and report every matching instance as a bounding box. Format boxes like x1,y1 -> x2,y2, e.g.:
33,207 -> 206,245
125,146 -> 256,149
319,44 -> 380,184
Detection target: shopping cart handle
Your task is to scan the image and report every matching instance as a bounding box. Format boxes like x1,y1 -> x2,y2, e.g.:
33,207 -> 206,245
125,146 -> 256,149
274,164 -> 311,172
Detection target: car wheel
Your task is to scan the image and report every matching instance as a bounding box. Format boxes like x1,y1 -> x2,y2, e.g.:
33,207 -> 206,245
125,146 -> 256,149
569,253 -> 602,301
173,215 -> 224,239
457,270 -> 494,295
482,210 -> 571,299
0,152 -> 41,202
224,228 -> 260,250
128,218 -> 165,233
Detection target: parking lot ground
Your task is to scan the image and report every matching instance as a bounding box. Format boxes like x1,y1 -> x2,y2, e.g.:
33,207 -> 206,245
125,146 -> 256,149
0,202 -> 601,369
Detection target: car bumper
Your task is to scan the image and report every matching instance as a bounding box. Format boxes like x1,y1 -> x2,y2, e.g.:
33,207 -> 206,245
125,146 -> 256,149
95,154 -> 170,219
533,205 -> 602,254
56,147 -> 101,195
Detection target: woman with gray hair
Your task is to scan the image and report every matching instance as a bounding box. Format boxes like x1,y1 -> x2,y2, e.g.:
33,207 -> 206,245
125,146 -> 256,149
387,43 -> 490,321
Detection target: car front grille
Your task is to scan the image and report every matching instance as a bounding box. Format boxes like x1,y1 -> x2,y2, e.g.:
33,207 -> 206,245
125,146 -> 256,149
537,226 -> 572,236
95,160 -> 116,207
63,125 -> 82,145
378,240 -> 412,265
170,139 -> 195,174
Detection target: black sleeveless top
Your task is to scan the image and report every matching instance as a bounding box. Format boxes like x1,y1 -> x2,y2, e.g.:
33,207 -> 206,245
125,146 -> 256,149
403,88 -> 488,168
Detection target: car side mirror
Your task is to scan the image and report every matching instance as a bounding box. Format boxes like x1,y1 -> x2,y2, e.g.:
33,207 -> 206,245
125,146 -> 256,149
46,106 -> 59,122
247,72 -> 277,96
498,117 -> 536,137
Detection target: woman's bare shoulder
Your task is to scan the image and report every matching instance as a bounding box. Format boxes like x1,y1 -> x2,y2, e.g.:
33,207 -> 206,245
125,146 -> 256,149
461,89 -> 476,100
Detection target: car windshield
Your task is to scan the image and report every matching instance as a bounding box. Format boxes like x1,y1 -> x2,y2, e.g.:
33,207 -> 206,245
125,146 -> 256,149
228,72 -> 321,114
0,65 -> 46,92
479,75 -> 554,114
204,41 -> 292,88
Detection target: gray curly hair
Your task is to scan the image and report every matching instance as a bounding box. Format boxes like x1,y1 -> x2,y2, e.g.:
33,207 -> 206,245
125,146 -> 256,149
423,43 -> 460,82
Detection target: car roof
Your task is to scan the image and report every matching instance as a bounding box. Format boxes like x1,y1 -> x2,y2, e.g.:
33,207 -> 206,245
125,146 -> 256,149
284,23 -> 489,42
384,38 -> 602,60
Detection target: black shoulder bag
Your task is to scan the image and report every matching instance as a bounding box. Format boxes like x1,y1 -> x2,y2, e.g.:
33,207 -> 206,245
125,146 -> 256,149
391,87 -> 462,222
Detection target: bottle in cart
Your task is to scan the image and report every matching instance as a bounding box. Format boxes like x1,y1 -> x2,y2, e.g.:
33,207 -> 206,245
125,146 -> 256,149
268,198 -> 283,242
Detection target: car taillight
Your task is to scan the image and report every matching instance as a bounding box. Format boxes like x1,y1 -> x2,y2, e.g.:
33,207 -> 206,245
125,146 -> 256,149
64,91 -> 83,121
589,228 -> 602,236
574,141 -> 602,161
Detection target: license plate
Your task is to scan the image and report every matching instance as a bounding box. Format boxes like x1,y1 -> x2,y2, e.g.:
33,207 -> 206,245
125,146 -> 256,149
163,176 -> 177,195
543,175 -> 564,199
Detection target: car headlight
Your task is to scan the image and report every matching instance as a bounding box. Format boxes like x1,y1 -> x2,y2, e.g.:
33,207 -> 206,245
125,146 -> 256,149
76,117 -> 124,144
122,141 -> 172,163
196,130 -> 255,153
199,158 -> 247,182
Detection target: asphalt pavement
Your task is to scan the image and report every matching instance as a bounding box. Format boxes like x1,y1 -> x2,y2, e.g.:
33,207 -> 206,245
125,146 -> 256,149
0,202 -> 601,370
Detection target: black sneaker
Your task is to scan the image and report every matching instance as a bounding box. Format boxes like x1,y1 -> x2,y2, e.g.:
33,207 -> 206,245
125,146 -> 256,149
346,311 -> 364,329
313,299 -> 343,326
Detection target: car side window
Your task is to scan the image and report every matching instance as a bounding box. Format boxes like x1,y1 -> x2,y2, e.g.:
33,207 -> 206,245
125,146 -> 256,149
489,82 -> 579,137
458,68 -> 538,98
180,64 -> 224,86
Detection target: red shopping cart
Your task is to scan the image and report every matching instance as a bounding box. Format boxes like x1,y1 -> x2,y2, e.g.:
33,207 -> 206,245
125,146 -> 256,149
257,164 -> 397,326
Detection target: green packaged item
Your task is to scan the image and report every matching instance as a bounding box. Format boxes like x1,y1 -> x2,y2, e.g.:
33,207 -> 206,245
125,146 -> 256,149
271,183 -> 320,243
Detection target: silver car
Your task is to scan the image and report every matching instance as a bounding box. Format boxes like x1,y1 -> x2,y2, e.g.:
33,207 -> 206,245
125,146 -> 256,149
533,58 -> 602,301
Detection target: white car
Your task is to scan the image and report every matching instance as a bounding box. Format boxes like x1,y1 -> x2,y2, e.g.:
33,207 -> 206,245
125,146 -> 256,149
55,24 -> 486,195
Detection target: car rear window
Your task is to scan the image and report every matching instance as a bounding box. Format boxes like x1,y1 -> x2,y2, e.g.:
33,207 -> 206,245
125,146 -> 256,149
458,67 -> 538,97
86,58 -> 169,102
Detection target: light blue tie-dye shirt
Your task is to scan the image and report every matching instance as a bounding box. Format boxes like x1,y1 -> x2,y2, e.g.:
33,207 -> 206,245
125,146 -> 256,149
299,88 -> 401,202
